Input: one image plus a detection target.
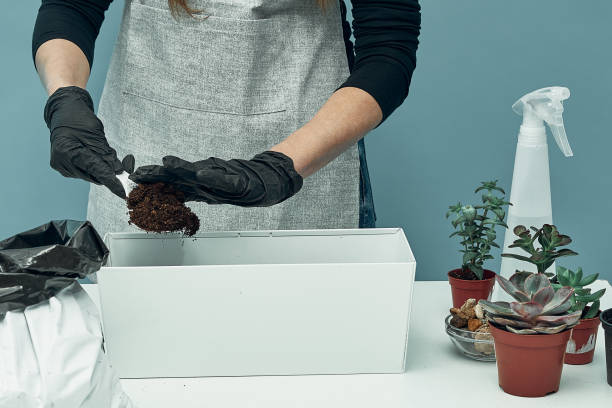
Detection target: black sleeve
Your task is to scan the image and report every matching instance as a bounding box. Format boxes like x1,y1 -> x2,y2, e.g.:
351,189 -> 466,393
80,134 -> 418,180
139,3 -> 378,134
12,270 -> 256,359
32,0 -> 113,68
339,0 -> 421,123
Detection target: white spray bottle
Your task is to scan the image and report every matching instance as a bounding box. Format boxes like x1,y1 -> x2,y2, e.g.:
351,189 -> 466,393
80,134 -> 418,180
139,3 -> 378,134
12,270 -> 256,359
496,87 -> 573,299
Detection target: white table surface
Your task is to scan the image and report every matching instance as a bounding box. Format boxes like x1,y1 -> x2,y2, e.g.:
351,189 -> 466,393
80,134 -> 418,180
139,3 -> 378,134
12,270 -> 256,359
83,280 -> 612,407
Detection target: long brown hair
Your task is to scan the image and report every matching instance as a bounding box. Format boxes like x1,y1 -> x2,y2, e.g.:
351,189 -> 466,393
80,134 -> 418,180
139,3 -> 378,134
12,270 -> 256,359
168,0 -> 332,16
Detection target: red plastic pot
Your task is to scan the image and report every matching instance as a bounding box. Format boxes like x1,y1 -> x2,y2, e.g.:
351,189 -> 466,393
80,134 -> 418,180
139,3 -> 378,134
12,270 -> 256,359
565,315 -> 601,365
489,323 -> 571,397
448,269 -> 495,308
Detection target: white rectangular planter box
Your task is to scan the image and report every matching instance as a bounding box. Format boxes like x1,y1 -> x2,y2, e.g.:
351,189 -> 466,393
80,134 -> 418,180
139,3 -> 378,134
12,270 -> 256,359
98,228 -> 416,378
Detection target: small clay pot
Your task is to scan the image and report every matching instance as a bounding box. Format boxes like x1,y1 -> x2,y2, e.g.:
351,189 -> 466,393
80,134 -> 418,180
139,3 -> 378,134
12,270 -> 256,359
565,315 -> 601,365
601,308 -> 612,386
490,323 -> 571,397
448,269 -> 495,308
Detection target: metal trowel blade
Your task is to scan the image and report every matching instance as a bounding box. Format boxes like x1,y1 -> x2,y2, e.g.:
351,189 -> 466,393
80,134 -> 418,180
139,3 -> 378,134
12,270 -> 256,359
117,171 -> 137,198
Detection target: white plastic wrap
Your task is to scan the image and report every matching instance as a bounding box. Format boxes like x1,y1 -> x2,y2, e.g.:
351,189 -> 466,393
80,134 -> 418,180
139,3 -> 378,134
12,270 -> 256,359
0,282 -> 134,408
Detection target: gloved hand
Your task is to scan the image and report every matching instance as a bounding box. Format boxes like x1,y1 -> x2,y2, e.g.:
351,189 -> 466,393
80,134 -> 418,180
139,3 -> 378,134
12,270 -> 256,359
129,151 -> 303,207
44,86 -> 130,198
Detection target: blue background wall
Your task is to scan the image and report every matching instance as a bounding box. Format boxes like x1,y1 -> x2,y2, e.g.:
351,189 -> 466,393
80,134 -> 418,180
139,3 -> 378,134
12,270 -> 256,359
2,1 -> 611,281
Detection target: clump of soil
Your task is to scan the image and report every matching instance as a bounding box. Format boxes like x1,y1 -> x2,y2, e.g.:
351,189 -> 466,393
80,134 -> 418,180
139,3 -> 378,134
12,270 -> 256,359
127,182 -> 200,236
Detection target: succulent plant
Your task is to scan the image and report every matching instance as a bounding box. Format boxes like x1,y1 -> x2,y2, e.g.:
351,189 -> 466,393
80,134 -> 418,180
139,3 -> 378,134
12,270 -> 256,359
479,272 -> 581,334
501,224 -> 578,275
554,266 -> 606,319
446,180 -> 510,280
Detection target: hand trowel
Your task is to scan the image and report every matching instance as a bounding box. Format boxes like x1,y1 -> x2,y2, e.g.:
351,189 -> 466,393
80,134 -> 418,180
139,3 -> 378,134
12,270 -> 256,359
117,154 -> 137,198
117,171 -> 137,198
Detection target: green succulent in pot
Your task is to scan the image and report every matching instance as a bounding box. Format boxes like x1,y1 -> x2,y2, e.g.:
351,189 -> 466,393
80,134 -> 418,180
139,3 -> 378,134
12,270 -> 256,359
446,180 -> 510,280
554,266 -> 606,319
479,272 -> 581,334
501,224 -> 578,276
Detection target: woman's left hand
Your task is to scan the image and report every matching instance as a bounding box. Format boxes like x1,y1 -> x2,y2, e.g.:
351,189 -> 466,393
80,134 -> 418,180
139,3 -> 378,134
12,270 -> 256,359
129,151 -> 303,207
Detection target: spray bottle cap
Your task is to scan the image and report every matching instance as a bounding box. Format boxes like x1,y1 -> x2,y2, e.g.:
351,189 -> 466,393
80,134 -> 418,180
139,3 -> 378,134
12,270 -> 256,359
512,87 -> 573,157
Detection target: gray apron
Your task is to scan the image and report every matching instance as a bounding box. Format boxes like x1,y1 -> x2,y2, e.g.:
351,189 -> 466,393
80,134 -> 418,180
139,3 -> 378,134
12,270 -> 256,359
88,0 -> 360,238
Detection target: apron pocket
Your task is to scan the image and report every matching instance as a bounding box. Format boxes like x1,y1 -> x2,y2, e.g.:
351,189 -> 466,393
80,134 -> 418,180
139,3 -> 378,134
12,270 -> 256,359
123,2 -> 288,116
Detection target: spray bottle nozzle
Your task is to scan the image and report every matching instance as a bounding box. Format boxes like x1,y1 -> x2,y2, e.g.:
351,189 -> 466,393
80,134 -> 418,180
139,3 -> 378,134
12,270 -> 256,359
512,87 -> 573,157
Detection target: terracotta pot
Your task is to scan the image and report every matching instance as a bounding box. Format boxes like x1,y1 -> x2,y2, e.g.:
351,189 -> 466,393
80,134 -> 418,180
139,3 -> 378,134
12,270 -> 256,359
490,323 -> 571,397
565,315 -> 601,365
448,269 -> 495,308
601,309 -> 612,386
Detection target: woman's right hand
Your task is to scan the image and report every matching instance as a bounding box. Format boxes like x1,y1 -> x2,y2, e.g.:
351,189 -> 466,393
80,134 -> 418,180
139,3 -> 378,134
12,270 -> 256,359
44,86 -> 130,198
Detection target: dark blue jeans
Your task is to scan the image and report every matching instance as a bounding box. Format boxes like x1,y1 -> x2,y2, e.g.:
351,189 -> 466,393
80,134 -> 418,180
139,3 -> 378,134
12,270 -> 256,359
358,139 -> 376,228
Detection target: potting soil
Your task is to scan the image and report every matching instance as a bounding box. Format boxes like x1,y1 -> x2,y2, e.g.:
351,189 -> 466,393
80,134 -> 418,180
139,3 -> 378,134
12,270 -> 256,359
449,268 -> 479,280
127,182 -> 200,236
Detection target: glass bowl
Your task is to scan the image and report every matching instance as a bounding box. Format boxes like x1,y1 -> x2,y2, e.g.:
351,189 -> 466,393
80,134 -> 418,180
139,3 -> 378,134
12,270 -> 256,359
445,315 -> 496,362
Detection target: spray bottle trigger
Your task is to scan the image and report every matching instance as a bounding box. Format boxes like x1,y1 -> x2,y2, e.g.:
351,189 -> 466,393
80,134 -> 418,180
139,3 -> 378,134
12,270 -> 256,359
549,123 -> 573,157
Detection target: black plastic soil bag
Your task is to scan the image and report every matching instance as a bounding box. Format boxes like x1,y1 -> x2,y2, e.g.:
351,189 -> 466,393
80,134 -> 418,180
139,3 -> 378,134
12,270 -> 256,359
0,220 -> 108,314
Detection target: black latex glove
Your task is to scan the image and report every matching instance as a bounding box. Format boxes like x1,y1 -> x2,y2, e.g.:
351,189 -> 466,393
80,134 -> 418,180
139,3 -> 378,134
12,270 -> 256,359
44,86 -> 130,198
129,151 -> 303,207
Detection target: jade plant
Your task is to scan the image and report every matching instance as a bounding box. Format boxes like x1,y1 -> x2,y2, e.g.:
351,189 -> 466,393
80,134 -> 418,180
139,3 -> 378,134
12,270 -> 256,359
501,224 -> 578,275
479,272 -> 581,334
554,266 -> 606,319
446,180 -> 510,280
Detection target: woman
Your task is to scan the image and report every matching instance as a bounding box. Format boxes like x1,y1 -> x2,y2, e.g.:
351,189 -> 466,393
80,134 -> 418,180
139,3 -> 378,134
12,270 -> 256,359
33,0 -> 420,237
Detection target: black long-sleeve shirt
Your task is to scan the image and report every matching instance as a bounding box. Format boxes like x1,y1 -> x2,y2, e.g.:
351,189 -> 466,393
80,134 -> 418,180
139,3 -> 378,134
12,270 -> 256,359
32,0 -> 420,122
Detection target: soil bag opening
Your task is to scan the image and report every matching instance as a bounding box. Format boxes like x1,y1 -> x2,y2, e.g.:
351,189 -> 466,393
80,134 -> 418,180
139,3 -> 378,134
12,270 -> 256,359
0,220 -> 108,314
